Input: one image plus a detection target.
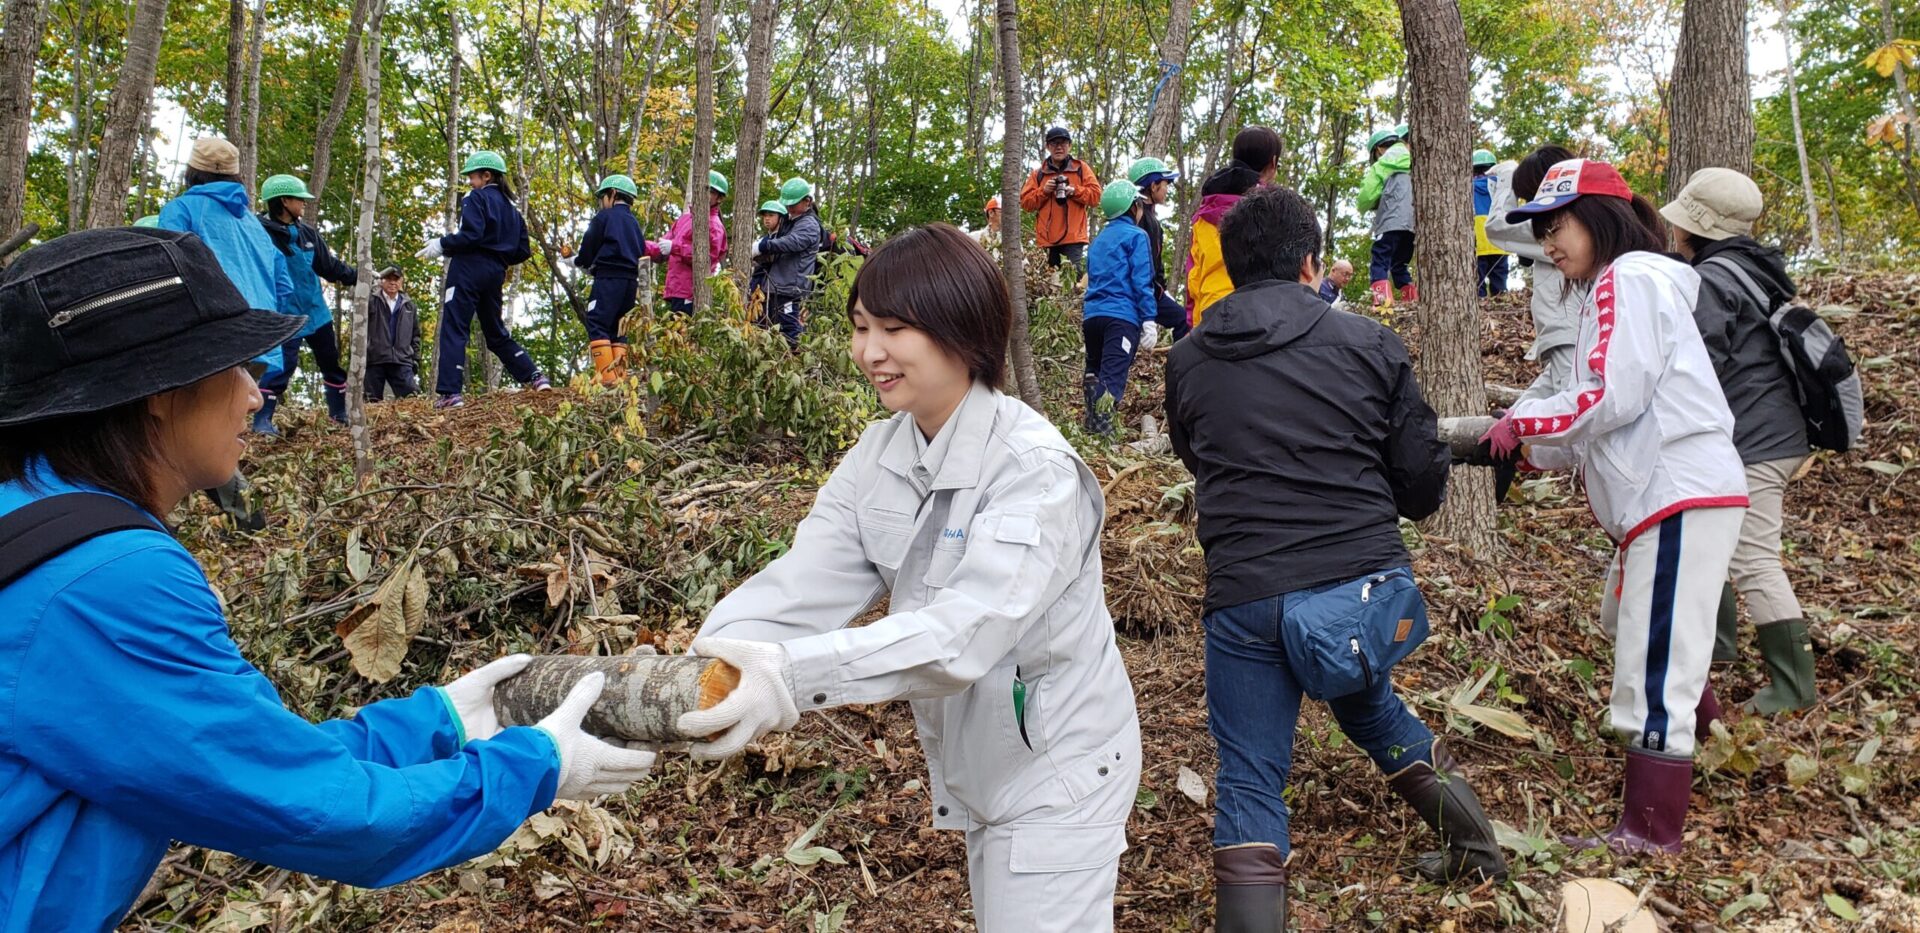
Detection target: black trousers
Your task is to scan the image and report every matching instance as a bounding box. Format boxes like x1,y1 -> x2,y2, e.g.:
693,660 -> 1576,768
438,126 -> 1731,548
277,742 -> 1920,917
365,362 -> 418,401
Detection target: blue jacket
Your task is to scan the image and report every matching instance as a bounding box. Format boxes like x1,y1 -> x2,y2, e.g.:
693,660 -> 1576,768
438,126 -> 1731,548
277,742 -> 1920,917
158,183 -> 298,379
1083,215 -> 1156,326
572,202 -> 644,278
259,214 -> 358,337
0,464 -> 562,931
1318,278 -> 1341,305
440,184 -> 532,264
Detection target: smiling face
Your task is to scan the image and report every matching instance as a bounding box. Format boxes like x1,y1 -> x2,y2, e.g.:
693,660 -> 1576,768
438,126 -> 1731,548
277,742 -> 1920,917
1147,179 -> 1171,205
1538,209 -> 1598,282
145,366 -> 263,507
850,301 -> 973,435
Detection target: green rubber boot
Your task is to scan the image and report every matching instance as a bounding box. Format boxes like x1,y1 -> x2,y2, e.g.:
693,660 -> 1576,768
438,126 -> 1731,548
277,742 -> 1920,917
1746,620 -> 1816,715
1712,582 -> 1738,664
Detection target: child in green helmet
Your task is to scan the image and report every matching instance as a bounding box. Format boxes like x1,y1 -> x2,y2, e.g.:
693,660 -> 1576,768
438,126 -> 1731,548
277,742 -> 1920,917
648,171 -> 729,316
570,174 -> 646,385
746,200 -> 786,320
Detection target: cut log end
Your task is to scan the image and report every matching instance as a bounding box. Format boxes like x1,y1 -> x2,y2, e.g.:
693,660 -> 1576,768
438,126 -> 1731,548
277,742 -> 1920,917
1437,415 -> 1498,461
493,654 -> 739,743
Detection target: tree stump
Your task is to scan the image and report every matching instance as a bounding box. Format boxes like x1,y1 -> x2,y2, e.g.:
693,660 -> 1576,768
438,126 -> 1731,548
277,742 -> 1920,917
494,655 -> 740,742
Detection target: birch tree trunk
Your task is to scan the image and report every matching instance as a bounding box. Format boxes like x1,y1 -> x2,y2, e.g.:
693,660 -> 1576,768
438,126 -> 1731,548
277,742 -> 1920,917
729,0 -> 776,292
239,0 -> 266,193
689,0 -> 718,314
494,655 -> 740,742
427,7 -> 458,399
1140,0 -> 1191,157
1775,0 -> 1821,254
348,0 -> 390,481
0,0 -> 46,249
1665,0 -> 1753,198
84,0 -> 170,229
996,0 -> 1041,410
1399,0 -> 1496,556
306,0 -> 370,211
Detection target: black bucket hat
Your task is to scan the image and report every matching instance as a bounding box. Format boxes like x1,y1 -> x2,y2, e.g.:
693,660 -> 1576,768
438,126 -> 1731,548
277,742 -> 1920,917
0,227 -> 304,427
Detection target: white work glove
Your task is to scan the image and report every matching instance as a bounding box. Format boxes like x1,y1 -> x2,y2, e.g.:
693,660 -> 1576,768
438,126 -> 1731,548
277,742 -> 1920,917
654,238 -> 672,255
1140,321 -> 1160,351
676,637 -> 799,760
750,238 -> 764,259
415,238 -> 444,261
440,653 -> 532,743
536,673 -> 659,800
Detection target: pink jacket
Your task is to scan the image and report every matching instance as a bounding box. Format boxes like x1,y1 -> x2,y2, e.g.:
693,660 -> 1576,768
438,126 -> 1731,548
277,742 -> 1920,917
648,206 -> 728,300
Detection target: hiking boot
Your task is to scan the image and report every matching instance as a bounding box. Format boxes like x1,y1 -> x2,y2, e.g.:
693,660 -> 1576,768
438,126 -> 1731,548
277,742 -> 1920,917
433,393 -> 465,409
1746,619 -> 1816,715
1565,749 -> 1692,854
1213,844 -> 1287,933
251,395 -> 280,436
1385,740 -> 1509,883
1712,582 -> 1738,664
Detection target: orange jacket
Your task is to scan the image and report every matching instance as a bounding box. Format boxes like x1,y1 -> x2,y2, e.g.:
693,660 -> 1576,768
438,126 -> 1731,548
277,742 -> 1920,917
1018,159 -> 1103,247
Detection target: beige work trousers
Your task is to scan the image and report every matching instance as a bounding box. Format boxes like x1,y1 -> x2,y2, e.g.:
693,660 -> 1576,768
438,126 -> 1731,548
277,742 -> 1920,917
1729,456 -> 1807,625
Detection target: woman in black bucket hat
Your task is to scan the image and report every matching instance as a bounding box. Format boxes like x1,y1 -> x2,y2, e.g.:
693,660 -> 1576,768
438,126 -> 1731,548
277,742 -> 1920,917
0,228 -> 656,929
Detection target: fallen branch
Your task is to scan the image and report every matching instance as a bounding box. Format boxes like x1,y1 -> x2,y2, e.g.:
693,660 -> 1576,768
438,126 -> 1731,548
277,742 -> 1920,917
1485,382 -> 1525,407
494,654 -> 740,742
1437,415 -> 1498,460
662,478 -> 769,508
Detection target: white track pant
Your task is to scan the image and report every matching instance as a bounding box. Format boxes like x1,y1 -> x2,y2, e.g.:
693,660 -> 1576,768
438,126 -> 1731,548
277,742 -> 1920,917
1601,507 -> 1745,758
963,725 -> 1138,932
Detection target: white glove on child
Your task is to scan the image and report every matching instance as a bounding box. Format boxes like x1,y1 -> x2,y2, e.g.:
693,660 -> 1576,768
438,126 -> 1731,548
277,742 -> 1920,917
654,238 -> 673,256
677,637 -> 800,760
415,239 -> 444,260
1140,321 -> 1160,351
440,653 -> 532,743
536,673 -> 659,800
750,239 -> 764,259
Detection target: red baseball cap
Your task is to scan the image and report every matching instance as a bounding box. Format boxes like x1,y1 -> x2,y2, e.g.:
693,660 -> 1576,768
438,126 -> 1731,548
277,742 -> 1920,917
1504,158 -> 1634,221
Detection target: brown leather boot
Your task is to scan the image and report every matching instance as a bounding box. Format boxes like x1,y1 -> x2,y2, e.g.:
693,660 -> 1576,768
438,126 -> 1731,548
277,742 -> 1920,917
1384,740 -> 1509,883
1214,843 -> 1287,933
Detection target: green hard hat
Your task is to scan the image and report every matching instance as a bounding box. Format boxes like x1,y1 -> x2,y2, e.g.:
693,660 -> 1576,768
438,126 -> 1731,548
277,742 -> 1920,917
1127,156 -> 1178,186
133,214 -> 161,228
260,174 -> 316,203
1366,129 -> 1401,152
778,177 -> 814,207
596,174 -> 638,199
461,150 -> 508,176
1395,123 -> 1410,139
1472,148 -> 1497,168
708,170 -> 729,196
758,199 -> 787,216
1100,182 -> 1143,220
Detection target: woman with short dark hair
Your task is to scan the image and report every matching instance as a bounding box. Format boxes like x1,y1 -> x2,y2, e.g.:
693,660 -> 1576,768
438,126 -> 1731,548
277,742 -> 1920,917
676,223 -> 1141,932
0,228 -> 656,928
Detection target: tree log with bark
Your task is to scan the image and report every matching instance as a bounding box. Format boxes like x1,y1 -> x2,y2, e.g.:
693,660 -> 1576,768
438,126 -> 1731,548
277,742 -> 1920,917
494,655 -> 741,742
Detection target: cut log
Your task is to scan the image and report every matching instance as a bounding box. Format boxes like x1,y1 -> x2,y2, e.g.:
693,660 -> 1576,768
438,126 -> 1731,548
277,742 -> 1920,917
1484,383 -> 1524,408
1437,415 -> 1497,461
493,654 -> 740,742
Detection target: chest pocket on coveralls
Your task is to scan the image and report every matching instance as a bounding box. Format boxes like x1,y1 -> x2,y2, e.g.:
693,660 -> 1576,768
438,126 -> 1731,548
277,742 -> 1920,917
926,522 -> 968,588
858,507 -> 912,571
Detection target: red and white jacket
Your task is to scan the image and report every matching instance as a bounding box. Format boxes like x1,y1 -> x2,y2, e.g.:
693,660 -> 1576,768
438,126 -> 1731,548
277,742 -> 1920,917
1512,251 -> 1748,546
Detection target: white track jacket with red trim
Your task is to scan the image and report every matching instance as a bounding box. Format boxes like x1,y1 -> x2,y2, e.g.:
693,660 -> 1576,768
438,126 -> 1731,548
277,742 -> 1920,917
1511,251 -> 1748,546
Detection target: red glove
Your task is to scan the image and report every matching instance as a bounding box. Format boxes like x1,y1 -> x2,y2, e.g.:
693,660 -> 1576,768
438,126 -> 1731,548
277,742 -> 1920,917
1479,411 -> 1522,460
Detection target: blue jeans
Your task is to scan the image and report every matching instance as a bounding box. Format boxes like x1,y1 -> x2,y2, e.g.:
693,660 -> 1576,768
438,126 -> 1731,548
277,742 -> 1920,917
1206,583 -> 1437,854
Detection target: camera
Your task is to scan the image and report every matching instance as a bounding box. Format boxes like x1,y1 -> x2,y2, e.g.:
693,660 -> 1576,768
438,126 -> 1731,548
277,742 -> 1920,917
1054,174 -> 1070,201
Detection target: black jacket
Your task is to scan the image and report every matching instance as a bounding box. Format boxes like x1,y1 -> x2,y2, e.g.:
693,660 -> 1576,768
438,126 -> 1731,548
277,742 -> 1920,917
366,290 -> 420,367
1141,209 -> 1170,295
1165,279 -> 1449,612
256,214 -> 357,285
759,207 -> 823,299
572,202 -> 645,278
1690,237 -> 1809,464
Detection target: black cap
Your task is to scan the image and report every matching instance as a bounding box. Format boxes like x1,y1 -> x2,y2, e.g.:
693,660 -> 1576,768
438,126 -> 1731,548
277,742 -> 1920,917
379,265 -> 403,278
1044,126 -> 1072,143
0,227 -> 304,426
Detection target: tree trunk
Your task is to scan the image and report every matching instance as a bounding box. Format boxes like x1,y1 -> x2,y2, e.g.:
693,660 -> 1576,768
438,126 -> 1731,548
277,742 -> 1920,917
729,0 -> 776,292
307,0 -> 370,212
347,0 -> 389,481
224,0 -> 246,139
995,0 -> 1041,410
426,7 -> 458,399
626,0 -> 675,179
1775,0 -> 1821,254
493,655 -> 739,742
239,0 -> 266,194
1665,0 -> 1753,199
688,0 -> 717,314
0,0 -> 46,249
1398,0 -> 1496,556
1140,0 -> 1191,157
66,0 -> 94,232
1322,108 -> 1350,263
84,0 -> 169,229
1877,0 -> 1920,223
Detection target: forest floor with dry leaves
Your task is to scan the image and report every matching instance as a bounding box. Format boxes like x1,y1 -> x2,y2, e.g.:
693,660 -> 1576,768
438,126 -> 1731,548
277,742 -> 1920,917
122,273 -> 1920,932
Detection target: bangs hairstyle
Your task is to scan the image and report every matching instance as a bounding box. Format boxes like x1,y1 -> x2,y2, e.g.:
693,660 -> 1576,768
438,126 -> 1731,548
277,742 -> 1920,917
0,372 -> 234,514
846,223 -> 1011,389
1528,194 -> 1668,282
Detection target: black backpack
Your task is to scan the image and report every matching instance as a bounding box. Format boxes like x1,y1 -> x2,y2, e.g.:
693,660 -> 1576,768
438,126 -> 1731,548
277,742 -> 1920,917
1703,256 -> 1865,453
0,493 -> 165,590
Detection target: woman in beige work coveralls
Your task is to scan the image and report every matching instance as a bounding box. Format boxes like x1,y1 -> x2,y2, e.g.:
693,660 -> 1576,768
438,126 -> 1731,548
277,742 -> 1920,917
678,223 -> 1141,929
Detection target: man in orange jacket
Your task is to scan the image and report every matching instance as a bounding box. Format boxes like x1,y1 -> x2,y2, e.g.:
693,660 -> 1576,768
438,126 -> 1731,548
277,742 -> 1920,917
1019,126 -> 1103,268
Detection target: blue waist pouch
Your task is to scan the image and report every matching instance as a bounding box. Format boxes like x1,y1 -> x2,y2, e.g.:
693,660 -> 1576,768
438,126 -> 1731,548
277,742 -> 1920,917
1281,567 -> 1429,701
